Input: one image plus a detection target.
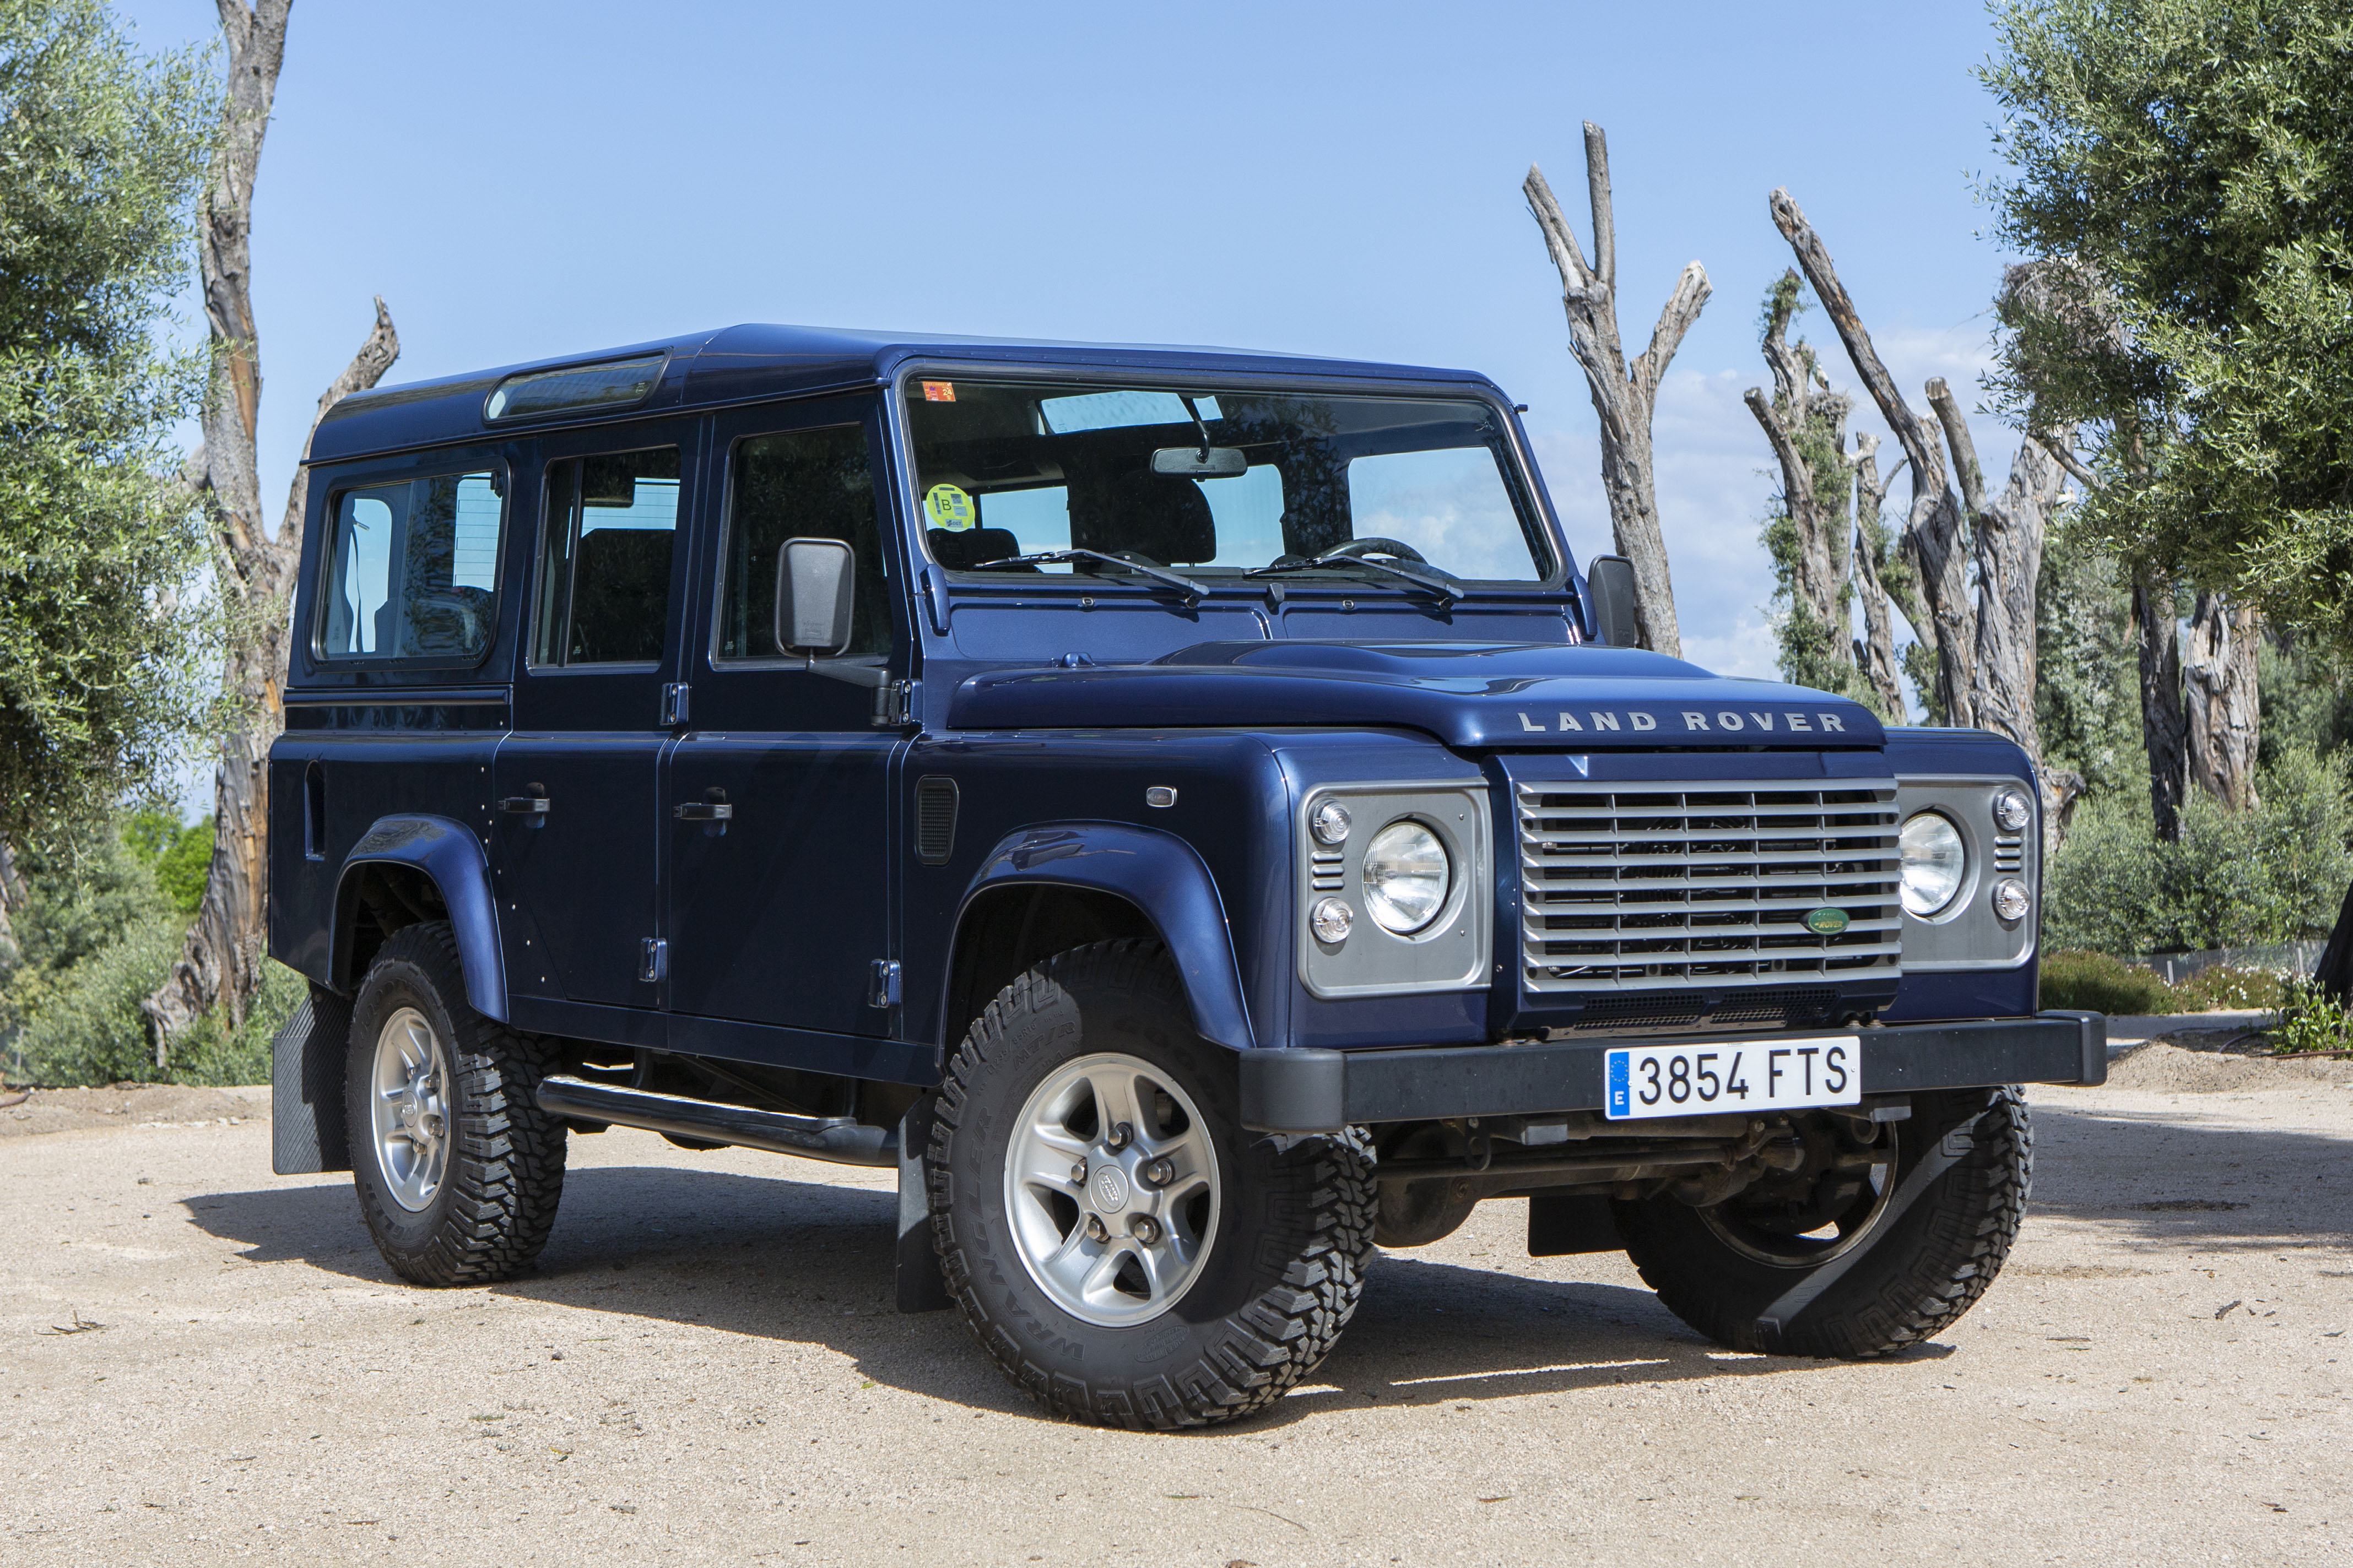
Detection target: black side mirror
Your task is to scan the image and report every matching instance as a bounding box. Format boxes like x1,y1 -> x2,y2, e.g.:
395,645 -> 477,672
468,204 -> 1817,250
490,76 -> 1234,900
775,538 -> 856,661
1584,555 -> 1640,648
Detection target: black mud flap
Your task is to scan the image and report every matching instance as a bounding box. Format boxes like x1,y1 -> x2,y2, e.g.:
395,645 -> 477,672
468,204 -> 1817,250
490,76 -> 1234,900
895,1097 -> 951,1312
1528,1192 -> 1622,1256
271,985 -> 355,1176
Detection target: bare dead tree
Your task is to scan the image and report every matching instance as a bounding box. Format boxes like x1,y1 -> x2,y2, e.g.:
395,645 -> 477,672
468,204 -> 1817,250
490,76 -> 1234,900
144,0 -> 400,1057
1769,191 -> 1976,728
1524,123 -> 1710,657
2185,592 -> 2262,811
1744,272 -> 1851,656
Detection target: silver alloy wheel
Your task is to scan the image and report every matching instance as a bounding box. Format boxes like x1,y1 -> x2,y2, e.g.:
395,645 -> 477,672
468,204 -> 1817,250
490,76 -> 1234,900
1700,1125 -> 1901,1268
1003,1051 -> 1223,1328
370,1006 -> 451,1213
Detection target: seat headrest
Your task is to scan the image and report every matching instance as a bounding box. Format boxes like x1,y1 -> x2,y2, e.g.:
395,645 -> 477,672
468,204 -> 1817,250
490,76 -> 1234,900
928,527 -> 1022,570
569,527 -> 673,662
1105,470 -> 1216,565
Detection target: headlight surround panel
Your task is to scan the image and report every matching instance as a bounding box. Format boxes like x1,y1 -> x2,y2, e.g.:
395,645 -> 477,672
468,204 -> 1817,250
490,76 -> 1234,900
1297,780 -> 1490,998
1895,775 -> 2037,970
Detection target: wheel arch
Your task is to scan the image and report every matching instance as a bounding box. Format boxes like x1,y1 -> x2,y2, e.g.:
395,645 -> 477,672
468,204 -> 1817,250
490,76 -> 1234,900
330,814 -> 507,1021
942,822 -> 1255,1053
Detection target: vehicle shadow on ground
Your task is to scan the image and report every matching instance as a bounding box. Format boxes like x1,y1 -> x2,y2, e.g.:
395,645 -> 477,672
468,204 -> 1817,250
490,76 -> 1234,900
183,1099 -> 2348,1424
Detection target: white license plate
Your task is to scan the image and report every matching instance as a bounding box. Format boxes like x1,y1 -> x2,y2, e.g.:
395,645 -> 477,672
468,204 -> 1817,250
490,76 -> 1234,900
1603,1036 -> 1861,1120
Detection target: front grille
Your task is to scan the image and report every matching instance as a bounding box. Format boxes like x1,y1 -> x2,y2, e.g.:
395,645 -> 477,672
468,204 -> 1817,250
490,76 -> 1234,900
1518,780 -> 1902,994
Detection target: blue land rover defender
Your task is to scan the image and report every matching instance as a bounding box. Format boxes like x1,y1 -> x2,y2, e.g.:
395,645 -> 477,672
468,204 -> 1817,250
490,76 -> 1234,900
268,327 -> 2104,1429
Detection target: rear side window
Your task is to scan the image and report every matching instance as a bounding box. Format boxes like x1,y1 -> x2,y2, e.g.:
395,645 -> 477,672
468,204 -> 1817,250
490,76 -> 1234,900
532,447 -> 681,666
317,471 -> 504,661
715,425 -> 890,660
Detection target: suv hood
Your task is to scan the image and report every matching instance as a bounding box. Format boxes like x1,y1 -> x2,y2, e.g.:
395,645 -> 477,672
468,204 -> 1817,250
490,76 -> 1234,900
945,641 -> 1885,749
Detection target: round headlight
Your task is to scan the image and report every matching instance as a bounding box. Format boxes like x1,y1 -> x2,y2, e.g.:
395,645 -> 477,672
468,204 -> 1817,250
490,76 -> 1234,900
1310,896 -> 1354,944
1991,876 -> 2032,923
1899,812 -> 1967,917
1362,820 -> 1451,934
1311,800 -> 1352,846
1992,789 -> 2033,832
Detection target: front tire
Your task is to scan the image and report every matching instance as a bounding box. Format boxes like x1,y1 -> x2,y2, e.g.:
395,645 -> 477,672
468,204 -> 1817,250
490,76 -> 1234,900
1613,1085 -> 2031,1358
928,940 -> 1375,1429
345,922 -> 566,1286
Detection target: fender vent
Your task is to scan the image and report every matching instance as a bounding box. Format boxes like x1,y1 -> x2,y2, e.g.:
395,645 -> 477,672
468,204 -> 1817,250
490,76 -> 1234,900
915,775 -> 959,866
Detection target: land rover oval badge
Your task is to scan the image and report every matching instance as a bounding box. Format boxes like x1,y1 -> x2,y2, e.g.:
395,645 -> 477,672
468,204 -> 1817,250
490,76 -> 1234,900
1804,907 -> 1850,936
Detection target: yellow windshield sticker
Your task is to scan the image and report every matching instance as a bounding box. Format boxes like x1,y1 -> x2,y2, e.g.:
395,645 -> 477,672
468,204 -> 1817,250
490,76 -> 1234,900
922,380 -> 956,402
924,483 -> 976,531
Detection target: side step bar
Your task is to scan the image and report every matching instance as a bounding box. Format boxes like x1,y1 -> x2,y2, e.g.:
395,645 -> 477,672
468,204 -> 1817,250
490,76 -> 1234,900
534,1075 -> 896,1168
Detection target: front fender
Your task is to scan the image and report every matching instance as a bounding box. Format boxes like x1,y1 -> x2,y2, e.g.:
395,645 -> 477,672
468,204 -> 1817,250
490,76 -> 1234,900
332,815 -> 509,1022
955,821 -> 1255,1050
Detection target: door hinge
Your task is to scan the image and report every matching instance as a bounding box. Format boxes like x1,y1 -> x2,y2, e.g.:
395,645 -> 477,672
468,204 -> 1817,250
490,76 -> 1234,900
872,677 -> 919,729
868,959 -> 902,1008
639,938 -> 669,983
662,682 -> 691,726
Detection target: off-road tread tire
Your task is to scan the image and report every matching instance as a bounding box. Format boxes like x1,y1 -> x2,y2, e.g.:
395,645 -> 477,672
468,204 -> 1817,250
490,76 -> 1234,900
929,939 -> 1375,1430
347,921 -> 566,1287
1616,1085 -> 2031,1359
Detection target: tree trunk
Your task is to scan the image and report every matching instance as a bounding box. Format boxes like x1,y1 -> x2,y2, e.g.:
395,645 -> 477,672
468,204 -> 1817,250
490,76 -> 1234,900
1770,189 -> 1977,729
1524,123 -> 1710,657
1849,434 -> 1907,720
143,1 -> 400,1058
2184,592 -> 2262,812
1957,414 -> 2068,764
2132,576 -> 2190,842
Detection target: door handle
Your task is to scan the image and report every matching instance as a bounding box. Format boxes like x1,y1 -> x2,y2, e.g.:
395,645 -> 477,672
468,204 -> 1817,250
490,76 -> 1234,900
499,796 -> 549,816
673,801 -> 733,821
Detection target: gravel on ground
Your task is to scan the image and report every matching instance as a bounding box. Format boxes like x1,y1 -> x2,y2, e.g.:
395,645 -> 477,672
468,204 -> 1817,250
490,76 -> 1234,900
4,1054 -> 2349,1566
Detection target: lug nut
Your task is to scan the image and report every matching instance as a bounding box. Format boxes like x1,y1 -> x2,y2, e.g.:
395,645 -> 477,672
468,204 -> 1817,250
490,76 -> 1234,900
1142,1158 -> 1174,1187
1130,1215 -> 1161,1244
1084,1214 -> 1110,1244
1106,1122 -> 1134,1151
1070,1160 -> 1088,1185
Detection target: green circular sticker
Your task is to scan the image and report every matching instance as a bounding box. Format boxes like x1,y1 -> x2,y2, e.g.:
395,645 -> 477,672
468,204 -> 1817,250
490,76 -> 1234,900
924,483 -> 975,531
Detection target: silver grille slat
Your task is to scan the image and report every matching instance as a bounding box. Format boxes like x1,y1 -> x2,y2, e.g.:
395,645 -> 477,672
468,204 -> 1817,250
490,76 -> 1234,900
1518,779 -> 1903,994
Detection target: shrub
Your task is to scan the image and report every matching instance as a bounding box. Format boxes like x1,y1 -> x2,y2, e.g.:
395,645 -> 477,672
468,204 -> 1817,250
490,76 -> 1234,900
2269,979 -> 2352,1055
10,913 -> 182,1084
2046,743 -> 2353,954
167,959 -> 304,1087
2175,964 -> 2285,1011
2038,948 -> 2176,1013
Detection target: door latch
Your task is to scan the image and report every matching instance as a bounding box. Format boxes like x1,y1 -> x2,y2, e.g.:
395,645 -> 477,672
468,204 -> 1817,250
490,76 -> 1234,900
639,938 -> 669,983
868,959 -> 902,1008
661,682 -> 691,726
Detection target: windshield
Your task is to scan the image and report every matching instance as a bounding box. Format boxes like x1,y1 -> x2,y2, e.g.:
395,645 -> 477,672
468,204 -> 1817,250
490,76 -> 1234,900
902,377 -> 1553,588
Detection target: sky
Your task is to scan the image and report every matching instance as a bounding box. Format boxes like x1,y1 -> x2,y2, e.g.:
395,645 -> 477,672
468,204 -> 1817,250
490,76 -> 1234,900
109,1 -> 2034,809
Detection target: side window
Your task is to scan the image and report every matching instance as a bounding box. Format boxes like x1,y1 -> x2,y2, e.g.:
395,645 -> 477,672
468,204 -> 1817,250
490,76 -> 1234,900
531,447 -> 681,666
716,424 -> 890,660
318,471 -> 504,661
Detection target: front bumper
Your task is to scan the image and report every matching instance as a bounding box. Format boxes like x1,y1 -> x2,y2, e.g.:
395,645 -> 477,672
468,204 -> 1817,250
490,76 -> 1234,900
1239,1010 -> 2106,1134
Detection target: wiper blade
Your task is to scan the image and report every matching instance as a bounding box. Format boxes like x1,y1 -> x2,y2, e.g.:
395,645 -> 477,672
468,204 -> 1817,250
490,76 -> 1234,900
1241,557 -> 1464,603
971,548 -> 1203,604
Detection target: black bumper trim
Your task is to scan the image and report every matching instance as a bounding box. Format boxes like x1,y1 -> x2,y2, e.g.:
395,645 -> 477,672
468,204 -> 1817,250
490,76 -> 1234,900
1240,1010 -> 2106,1134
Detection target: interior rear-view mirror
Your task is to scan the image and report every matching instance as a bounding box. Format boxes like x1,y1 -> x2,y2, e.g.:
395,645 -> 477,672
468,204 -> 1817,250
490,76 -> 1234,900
1585,554 -> 1641,647
1149,447 -> 1247,479
775,537 -> 856,662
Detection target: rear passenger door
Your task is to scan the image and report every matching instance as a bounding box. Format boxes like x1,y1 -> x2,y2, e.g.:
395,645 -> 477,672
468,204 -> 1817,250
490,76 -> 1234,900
661,396 -> 905,1040
494,419 -> 701,1013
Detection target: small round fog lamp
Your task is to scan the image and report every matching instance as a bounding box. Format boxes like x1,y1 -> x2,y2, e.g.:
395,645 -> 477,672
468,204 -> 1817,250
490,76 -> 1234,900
1310,897 -> 1354,944
1311,800 -> 1353,846
1991,877 -> 2032,923
1992,789 -> 2033,832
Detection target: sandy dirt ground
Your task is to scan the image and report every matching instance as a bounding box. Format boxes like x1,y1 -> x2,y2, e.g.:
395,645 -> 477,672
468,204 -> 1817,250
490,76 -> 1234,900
4,1050 -> 2350,1567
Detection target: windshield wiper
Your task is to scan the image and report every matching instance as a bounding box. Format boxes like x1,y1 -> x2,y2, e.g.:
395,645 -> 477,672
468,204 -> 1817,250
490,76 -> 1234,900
971,548 -> 1204,605
1242,556 -> 1464,603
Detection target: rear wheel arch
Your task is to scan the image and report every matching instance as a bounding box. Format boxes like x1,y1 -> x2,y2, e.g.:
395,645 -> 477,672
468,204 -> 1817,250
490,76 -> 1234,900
329,815 -> 507,1020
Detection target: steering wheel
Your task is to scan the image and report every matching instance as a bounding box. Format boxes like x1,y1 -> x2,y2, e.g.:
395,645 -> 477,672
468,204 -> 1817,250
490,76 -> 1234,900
1316,536 -> 1430,566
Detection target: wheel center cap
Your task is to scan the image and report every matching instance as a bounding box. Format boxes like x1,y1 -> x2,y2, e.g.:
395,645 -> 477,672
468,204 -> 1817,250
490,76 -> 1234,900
1090,1162 -> 1130,1213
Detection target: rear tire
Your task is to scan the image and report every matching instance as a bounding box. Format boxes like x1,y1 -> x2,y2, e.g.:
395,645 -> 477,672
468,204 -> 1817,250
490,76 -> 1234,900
345,922 -> 566,1286
1613,1086 -> 2031,1358
928,939 -> 1375,1429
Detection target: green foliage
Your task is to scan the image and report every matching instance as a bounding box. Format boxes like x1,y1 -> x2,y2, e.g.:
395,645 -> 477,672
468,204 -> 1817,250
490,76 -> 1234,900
2258,631 -> 2353,768
2269,978 -> 2352,1054
2035,513 -> 2146,801
2038,949 -> 2176,1012
2045,742 -> 2353,952
167,958 -> 301,1087
2176,963 -> 2284,1011
124,807 -> 212,915
0,1 -> 220,847
1983,1 -> 2353,652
